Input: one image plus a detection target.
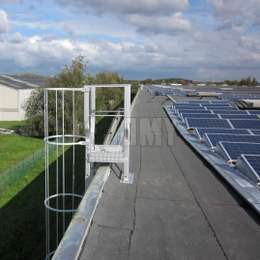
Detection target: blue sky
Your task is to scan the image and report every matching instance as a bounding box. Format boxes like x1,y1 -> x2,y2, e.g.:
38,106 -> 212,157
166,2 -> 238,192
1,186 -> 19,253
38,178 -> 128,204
0,0 -> 260,80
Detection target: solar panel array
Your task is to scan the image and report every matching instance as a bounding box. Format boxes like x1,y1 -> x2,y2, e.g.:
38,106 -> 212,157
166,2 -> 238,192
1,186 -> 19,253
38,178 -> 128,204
165,98 -> 260,185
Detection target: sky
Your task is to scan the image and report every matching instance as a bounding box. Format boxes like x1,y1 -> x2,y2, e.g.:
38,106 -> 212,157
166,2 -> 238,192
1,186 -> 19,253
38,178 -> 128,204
0,0 -> 260,81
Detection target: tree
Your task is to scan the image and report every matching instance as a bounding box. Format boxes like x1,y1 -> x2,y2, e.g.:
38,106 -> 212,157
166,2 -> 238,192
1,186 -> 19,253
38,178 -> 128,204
24,56 -> 86,137
24,58 -> 127,137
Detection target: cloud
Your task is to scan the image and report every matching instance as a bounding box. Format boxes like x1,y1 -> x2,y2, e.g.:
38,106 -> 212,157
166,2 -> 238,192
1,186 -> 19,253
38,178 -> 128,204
0,10 -> 9,34
208,0 -> 260,28
127,13 -> 191,34
56,0 -> 189,16
1,0 -> 260,80
55,0 -> 191,36
239,35 -> 260,53
0,0 -> 21,3
1,29 -> 260,80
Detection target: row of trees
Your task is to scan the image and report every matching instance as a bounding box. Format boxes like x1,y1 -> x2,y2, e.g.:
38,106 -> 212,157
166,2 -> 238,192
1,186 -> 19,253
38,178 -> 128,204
140,78 -> 191,85
224,76 -> 258,86
24,57 -> 139,137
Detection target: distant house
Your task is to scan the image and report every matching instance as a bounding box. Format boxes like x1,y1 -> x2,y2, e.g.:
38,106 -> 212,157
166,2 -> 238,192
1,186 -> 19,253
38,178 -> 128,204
0,75 -> 46,121
170,83 -> 183,87
197,83 -> 206,87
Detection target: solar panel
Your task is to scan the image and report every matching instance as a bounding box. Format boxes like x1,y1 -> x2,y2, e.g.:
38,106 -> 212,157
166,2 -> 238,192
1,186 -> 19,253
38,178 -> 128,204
211,102 -> 230,104
218,142 -> 260,162
203,105 -> 232,109
186,118 -> 231,129
239,155 -> 260,183
181,113 -> 219,122
176,109 -> 210,116
176,107 -> 207,112
188,100 -> 212,104
174,104 -> 202,108
230,119 -> 260,129
205,133 -> 260,147
251,130 -> 260,135
220,114 -> 259,119
210,110 -> 247,114
195,128 -> 250,140
188,100 -> 230,105
247,110 -> 260,115
207,106 -> 238,110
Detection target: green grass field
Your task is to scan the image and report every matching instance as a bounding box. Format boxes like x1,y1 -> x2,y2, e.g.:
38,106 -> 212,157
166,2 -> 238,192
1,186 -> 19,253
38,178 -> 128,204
0,114 -> 121,259
0,120 -> 27,130
0,135 -> 43,173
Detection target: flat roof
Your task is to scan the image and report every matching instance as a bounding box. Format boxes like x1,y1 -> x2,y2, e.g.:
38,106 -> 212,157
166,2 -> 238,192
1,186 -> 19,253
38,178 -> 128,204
0,74 -> 46,89
78,89 -> 260,260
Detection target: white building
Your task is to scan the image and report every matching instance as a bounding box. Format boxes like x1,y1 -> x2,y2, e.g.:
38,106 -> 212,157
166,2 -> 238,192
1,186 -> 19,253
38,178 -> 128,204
170,83 -> 183,87
0,75 -> 45,121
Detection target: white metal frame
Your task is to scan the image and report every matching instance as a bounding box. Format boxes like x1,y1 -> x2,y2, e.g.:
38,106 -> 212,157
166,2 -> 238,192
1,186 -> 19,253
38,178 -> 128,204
84,84 -> 133,184
44,84 -> 133,259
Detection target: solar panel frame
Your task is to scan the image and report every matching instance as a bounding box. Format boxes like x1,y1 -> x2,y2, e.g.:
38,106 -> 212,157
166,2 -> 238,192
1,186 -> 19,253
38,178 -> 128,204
204,133 -> 260,148
165,107 -> 175,114
218,142 -> 260,162
229,119 -> 260,130
195,128 -> 251,140
185,118 -> 232,130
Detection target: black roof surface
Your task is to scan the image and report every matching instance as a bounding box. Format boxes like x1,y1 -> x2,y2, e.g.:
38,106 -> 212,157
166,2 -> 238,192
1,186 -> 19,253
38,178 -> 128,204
79,89 -> 260,260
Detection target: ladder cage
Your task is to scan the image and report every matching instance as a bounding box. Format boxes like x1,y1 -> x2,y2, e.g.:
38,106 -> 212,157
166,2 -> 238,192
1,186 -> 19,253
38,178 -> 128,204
44,84 -> 133,259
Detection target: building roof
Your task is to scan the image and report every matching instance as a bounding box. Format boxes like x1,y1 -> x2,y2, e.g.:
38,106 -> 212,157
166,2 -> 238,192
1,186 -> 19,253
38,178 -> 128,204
0,74 -> 47,90
53,88 -> 260,260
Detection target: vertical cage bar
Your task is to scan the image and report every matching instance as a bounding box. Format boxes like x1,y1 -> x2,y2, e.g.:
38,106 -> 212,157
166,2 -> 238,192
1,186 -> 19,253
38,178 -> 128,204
62,90 -> 65,233
84,87 -> 90,188
55,90 -> 59,247
44,89 -> 50,258
72,90 -> 75,210
123,85 -> 131,182
90,86 -> 96,151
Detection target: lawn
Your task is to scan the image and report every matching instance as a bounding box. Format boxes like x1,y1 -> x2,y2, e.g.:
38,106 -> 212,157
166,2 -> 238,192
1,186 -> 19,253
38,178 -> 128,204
0,145 -> 86,260
0,135 -> 43,173
0,120 -> 27,130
